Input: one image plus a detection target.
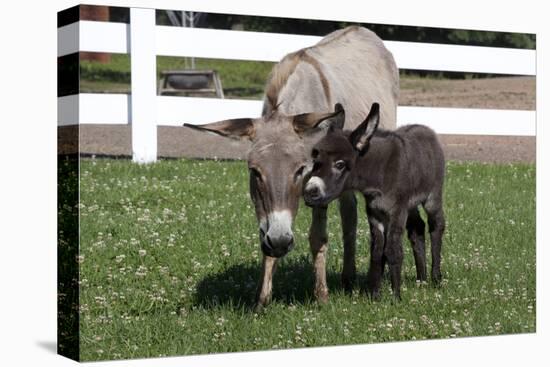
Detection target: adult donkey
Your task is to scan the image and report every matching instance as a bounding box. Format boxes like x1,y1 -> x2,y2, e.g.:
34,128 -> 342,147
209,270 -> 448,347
185,26 -> 399,310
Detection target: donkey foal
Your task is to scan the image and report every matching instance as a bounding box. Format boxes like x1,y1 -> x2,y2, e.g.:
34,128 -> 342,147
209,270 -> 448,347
303,103 -> 445,300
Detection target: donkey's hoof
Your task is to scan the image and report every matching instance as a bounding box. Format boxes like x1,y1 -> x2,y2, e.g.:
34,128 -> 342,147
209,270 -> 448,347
253,304 -> 263,313
253,294 -> 271,313
253,302 -> 266,313
315,288 -> 329,304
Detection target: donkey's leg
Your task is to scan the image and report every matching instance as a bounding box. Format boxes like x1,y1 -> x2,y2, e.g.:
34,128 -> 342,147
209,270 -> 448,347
406,207 -> 427,282
254,255 -> 278,312
424,197 -> 445,284
339,191 -> 357,294
365,208 -> 385,300
384,211 -> 407,301
309,206 -> 329,303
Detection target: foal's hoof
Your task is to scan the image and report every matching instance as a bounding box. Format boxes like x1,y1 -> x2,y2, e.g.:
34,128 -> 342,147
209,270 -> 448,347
367,289 -> 381,301
416,274 -> 428,283
431,272 -> 442,286
342,274 -> 356,295
391,293 -> 402,303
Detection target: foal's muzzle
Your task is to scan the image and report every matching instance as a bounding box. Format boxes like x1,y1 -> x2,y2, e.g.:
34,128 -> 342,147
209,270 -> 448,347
303,177 -> 328,207
303,191 -> 328,208
304,185 -> 321,201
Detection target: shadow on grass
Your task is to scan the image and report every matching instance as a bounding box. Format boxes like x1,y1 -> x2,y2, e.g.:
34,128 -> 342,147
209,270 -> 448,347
193,255 -> 344,311
193,255 -> 433,311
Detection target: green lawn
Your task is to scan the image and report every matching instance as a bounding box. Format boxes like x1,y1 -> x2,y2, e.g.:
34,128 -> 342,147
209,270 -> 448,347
80,55 -> 274,99
78,55 -> 446,99
76,158 -> 535,361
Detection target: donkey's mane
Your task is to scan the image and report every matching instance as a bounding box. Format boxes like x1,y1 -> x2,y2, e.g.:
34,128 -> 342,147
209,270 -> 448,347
264,27 -> 361,111
264,51 -> 304,109
265,49 -> 332,110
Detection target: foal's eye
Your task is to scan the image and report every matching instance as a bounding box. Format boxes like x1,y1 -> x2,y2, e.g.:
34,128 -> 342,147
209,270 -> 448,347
311,149 -> 319,159
334,160 -> 347,171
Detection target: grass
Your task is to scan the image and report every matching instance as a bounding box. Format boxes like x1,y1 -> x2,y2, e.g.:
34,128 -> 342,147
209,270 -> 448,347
80,55 -> 274,98
75,158 -> 535,361
79,55 -> 457,99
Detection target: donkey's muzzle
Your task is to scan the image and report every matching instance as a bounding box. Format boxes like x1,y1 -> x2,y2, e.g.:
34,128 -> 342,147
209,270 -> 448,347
261,233 -> 294,258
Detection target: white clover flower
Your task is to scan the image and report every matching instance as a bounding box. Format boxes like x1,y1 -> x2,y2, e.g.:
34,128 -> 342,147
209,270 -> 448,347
135,265 -> 148,277
115,254 -> 125,263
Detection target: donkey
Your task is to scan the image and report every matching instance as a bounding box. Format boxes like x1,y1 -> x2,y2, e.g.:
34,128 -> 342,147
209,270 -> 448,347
184,26 -> 399,310
303,103 -> 445,300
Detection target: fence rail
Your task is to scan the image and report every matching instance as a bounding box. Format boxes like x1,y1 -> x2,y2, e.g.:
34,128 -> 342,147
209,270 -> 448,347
57,7 -> 536,163
58,94 -> 535,137
58,20 -> 536,75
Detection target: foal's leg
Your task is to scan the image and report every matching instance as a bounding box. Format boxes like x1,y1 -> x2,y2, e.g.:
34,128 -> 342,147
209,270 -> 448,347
384,211 -> 407,300
255,255 -> 278,312
309,206 -> 329,303
339,191 -> 357,294
366,208 -> 385,300
406,207 -> 427,282
424,196 -> 445,284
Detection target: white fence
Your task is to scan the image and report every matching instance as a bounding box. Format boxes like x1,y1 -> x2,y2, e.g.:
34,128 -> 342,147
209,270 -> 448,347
57,7 -> 536,163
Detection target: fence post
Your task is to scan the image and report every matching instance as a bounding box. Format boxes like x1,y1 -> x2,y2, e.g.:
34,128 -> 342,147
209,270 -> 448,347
130,8 -> 157,163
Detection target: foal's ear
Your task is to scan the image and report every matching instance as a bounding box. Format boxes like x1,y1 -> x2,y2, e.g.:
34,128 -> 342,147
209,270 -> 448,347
349,103 -> 380,154
292,103 -> 345,134
327,103 -> 345,132
184,118 -> 256,141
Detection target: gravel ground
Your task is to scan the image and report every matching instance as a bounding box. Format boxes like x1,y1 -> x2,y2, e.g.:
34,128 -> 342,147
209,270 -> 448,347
399,76 -> 535,110
70,125 -> 535,164
60,77 -> 536,163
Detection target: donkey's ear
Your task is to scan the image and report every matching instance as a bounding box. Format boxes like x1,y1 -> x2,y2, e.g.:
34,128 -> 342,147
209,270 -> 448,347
349,103 -> 380,154
184,118 -> 256,141
292,103 -> 345,134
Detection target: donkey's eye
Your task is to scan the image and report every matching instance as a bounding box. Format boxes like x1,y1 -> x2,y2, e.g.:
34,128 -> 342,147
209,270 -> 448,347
334,160 -> 347,171
250,167 -> 263,182
294,165 -> 306,182
311,149 -> 319,159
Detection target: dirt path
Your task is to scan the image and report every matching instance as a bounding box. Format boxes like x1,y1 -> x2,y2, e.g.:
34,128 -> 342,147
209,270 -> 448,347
70,125 -> 535,164
399,76 -> 535,110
